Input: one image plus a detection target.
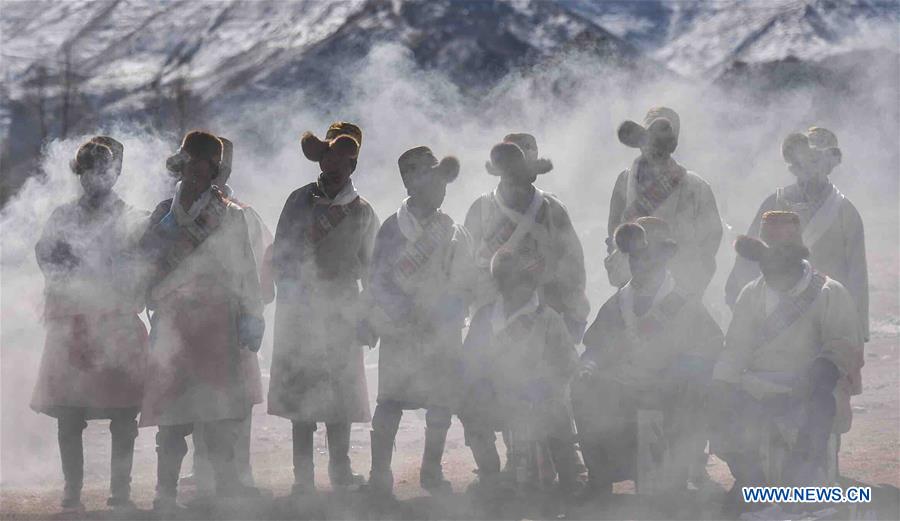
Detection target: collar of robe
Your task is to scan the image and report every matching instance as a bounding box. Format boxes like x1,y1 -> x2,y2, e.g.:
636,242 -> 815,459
764,260 -> 813,316
397,197 -> 443,242
171,180 -> 214,224
619,270 -> 676,338
491,292 -> 540,334
314,179 -> 358,206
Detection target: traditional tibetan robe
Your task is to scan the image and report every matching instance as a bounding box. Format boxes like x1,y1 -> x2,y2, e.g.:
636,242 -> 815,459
366,201 -> 473,410
606,158 -> 722,296
139,186 -> 264,427
31,195 -> 149,417
267,181 -> 379,423
220,186 -> 274,404
573,272 -> 723,486
713,264 -> 862,452
464,188 -> 589,337
582,272 -> 723,390
575,272 -> 723,433
725,183 -> 868,344
461,296 -> 578,443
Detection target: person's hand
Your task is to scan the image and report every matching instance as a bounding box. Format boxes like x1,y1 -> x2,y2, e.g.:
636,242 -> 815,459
238,314 -> 265,352
50,240 -> 80,269
356,318 -> 379,348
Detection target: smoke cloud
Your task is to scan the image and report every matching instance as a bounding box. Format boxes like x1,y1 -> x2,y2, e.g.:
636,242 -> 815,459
1,36 -> 897,493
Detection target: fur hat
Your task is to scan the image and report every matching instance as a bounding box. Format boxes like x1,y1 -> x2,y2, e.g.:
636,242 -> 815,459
781,127 -> 842,167
485,140 -> 553,177
218,136 -> 233,184
490,245 -> 545,283
614,216 -> 678,257
166,130 -> 225,177
503,133 -> 554,174
90,136 -> 123,176
70,141 -> 114,176
618,106 -> 680,152
735,211 -> 810,262
300,121 -> 361,163
398,146 -> 460,187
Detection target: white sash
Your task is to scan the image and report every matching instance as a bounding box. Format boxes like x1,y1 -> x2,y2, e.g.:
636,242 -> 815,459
475,188 -> 544,267
802,185 -> 844,249
618,271 -> 676,344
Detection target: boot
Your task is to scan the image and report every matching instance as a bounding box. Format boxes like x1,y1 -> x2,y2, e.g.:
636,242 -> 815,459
205,419 -> 261,499
58,415 -> 86,512
420,426 -> 452,495
108,414 -> 138,509
326,422 -> 364,490
154,427 -> 188,510
291,422 -> 316,496
549,437 -> 586,497
574,440 -> 612,503
465,431 -> 503,500
368,430 -> 395,498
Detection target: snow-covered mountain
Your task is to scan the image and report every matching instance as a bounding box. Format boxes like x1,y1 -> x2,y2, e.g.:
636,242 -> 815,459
567,0 -> 899,77
1,0 -> 897,203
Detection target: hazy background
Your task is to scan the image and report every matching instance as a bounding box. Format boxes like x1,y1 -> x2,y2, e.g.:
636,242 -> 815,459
2,0 -> 898,490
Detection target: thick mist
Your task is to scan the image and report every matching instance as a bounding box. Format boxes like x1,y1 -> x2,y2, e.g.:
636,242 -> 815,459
1,42 -> 897,487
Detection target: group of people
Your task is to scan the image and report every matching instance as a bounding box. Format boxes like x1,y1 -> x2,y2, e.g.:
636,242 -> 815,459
30,106 -> 868,517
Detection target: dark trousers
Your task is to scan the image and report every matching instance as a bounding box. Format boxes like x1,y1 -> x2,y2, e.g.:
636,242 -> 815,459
370,400 -> 452,477
291,421 -> 359,486
156,419 -> 241,498
56,407 -> 138,501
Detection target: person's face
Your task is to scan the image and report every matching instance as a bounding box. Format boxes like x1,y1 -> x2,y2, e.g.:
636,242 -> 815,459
407,175 -> 447,213
628,245 -> 669,287
788,150 -> 830,183
495,270 -> 537,304
640,121 -> 677,163
319,148 -> 355,188
182,156 -> 215,192
759,250 -> 805,292
79,164 -> 118,197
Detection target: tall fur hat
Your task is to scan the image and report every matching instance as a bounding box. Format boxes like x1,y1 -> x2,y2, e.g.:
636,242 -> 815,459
490,245 -> 545,283
618,106 -> 680,151
166,130 -> 225,177
485,139 -> 553,177
398,146 -> 460,187
300,121 -> 361,163
70,141 -> 114,176
502,133 -> 554,174
614,216 -> 678,257
781,127 -> 842,167
734,211 -> 810,263
217,136 -> 233,184
90,136 -> 123,176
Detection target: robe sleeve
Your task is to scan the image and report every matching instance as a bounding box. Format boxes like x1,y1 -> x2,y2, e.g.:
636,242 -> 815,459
691,178 -> 723,295
242,206 -> 275,305
463,196 -> 486,250
818,282 -> 864,382
713,284 -> 760,385
842,201 -> 869,342
35,206 -> 73,280
607,170 -> 629,239
725,193 -> 777,308
358,205 -> 380,289
547,200 -> 590,339
544,311 -> 578,380
271,189 -> 304,285
367,220 -> 414,327
236,210 -> 264,320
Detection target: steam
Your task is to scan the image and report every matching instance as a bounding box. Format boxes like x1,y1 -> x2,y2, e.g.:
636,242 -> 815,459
1,36 -> 897,492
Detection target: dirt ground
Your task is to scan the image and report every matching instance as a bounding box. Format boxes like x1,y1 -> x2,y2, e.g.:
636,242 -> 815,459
1,214 -> 898,520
